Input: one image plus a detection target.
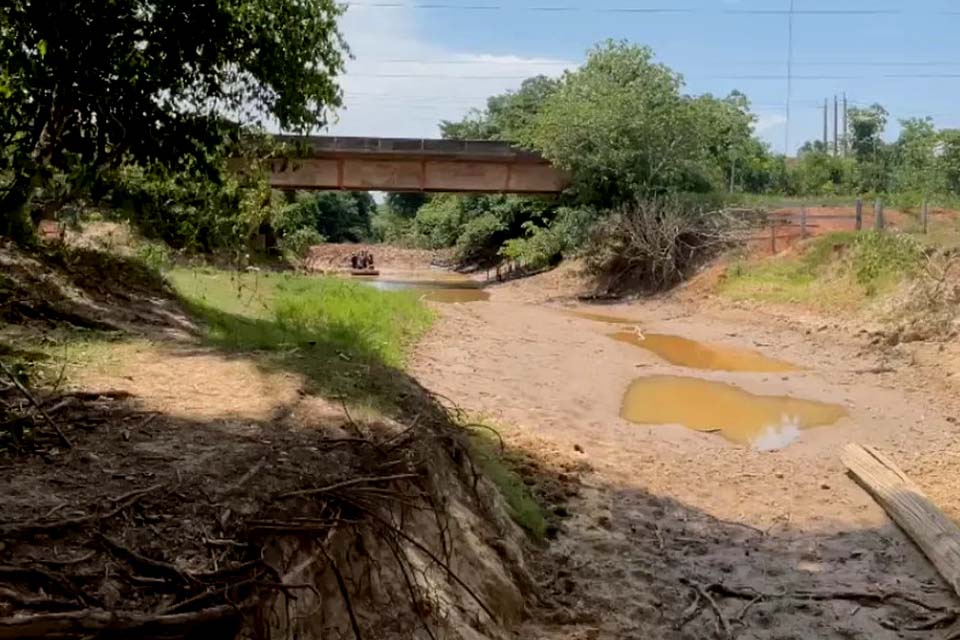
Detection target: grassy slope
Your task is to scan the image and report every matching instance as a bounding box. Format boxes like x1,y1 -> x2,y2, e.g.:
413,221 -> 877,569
168,267 -> 548,539
720,231 -> 924,312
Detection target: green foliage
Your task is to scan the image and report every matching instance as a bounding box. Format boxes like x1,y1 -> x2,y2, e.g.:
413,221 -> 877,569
849,231 -> 922,291
275,191 -> 375,243
792,151 -> 857,195
168,269 -> 433,368
441,75 -> 559,141
468,428 -> 547,540
278,227 -> 325,261
0,0 -> 346,240
722,231 -> 924,308
105,153 -> 283,254
518,41 -> 771,205
136,241 -> 174,273
411,196 -> 466,249
384,192 -> 428,218
500,207 -> 593,268
455,214 -> 506,262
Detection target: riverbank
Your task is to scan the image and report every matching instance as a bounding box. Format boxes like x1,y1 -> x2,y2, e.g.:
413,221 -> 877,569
412,266 -> 960,639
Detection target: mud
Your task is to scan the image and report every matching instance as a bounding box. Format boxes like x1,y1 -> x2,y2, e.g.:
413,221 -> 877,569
413,270 -> 960,639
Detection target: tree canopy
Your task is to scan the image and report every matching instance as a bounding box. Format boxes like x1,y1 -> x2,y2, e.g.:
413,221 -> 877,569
0,0 -> 347,238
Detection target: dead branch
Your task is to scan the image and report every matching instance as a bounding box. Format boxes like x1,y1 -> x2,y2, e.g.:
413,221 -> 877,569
902,610 -> 959,631
676,590 -> 702,630
462,422 -> 505,452
355,503 -> 498,624
0,566 -> 86,605
706,582 -> 947,613
215,457 -> 266,499
0,360 -> 73,449
694,582 -> 731,639
0,604 -> 242,640
97,534 -> 191,584
278,473 -> 419,500
0,483 -> 162,537
0,586 -> 76,612
321,547 -> 363,640
28,551 -> 96,567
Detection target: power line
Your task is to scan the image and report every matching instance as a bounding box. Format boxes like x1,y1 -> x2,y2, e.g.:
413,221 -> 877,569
349,57 -> 960,68
345,71 -> 960,80
343,2 -> 922,15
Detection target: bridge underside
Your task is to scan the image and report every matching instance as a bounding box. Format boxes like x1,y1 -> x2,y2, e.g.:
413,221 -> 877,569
266,136 -> 568,194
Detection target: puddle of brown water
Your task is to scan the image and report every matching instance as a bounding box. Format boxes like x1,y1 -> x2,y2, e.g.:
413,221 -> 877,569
612,330 -> 798,372
563,309 -> 642,324
361,279 -> 490,303
620,376 -> 846,450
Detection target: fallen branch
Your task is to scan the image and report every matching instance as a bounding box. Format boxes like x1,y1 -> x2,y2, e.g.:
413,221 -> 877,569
693,582 -> 731,638
215,457 -> 266,499
0,361 -> 73,449
0,604 -> 242,640
0,586 -> 76,612
278,473 -> 419,500
321,547 -> 363,640
97,534 -> 191,584
0,484 -> 162,538
706,582 -> 947,612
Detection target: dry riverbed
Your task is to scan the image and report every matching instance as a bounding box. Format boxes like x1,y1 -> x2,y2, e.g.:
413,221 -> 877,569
411,270 -> 960,639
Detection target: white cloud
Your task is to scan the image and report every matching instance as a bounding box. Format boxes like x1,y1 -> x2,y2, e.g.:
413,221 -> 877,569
753,111 -> 788,134
324,5 -> 576,138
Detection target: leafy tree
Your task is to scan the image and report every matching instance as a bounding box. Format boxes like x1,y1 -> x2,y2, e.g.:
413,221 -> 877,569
276,191 -> 375,243
0,0 -> 346,240
848,104 -> 889,163
440,75 -> 559,141
384,192 -> 429,218
893,118 -> 945,196
939,130 -> 960,194
521,41 -> 709,204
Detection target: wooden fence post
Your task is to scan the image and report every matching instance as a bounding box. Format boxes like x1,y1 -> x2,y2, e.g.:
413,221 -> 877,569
769,216 -> 776,254
874,198 -> 885,231
855,198 -> 863,231
800,206 -> 808,239
922,198 -> 930,234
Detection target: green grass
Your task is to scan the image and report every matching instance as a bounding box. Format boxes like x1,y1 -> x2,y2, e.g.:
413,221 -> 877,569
167,268 -> 435,411
467,426 -> 547,541
168,268 -> 433,367
721,231 -> 924,310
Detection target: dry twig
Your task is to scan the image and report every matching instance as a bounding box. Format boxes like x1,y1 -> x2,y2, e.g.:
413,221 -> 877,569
0,361 -> 73,449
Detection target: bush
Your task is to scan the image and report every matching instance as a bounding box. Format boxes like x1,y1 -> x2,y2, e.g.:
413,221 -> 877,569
454,213 -> 505,263
278,227 -> 325,262
583,198 -> 730,291
500,207 -> 593,269
849,232 -> 922,292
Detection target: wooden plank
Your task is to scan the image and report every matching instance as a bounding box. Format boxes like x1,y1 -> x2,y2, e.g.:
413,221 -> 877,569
842,443 -> 960,598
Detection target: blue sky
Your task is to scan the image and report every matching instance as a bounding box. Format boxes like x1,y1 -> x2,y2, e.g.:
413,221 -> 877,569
327,0 -> 960,154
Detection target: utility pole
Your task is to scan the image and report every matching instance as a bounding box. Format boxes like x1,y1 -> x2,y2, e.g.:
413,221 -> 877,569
833,94 -> 839,156
842,93 -> 848,157
823,99 -> 829,150
784,0 -> 795,155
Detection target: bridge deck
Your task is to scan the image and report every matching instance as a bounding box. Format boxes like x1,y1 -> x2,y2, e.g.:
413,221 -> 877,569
266,136 -> 567,194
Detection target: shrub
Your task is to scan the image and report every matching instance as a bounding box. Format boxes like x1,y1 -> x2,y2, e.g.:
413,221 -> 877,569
278,227 -> 325,262
583,198 -> 731,291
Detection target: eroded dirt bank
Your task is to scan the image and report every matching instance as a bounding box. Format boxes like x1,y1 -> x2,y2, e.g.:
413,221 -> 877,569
412,273 -> 960,639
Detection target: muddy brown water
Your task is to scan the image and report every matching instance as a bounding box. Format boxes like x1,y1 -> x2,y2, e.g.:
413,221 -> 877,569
612,329 -> 799,372
620,375 -> 847,450
359,278 -> 490,303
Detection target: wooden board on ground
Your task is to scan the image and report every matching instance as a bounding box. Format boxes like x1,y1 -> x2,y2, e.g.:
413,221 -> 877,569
842,443 -> 960,598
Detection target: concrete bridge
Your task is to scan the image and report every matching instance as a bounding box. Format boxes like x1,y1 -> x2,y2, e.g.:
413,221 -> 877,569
266,136 -> 568,194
